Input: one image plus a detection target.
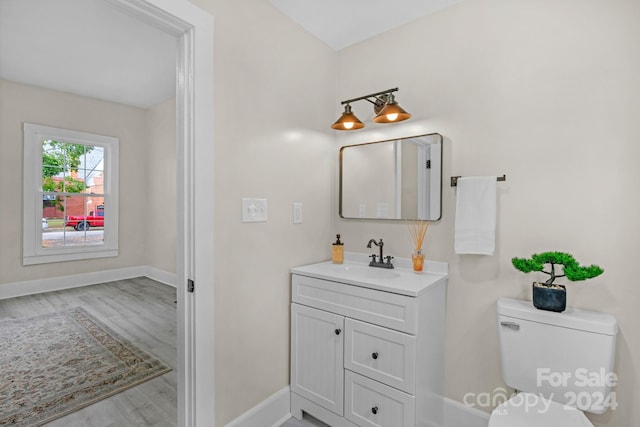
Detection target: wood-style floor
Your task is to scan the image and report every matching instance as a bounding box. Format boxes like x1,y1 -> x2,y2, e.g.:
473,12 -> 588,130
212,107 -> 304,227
0,277 -> 177,427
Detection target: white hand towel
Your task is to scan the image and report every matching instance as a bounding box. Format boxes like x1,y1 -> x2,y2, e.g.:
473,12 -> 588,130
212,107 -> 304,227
454,176 -> 497,255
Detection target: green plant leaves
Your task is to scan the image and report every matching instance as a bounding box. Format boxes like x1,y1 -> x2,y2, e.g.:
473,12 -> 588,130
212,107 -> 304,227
511,257 -> 543,273
564,263 -> 604,281
511,251 -> 603,283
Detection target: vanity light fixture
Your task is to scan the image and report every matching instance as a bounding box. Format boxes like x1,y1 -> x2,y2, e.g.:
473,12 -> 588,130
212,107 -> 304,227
331,87 -> 411,131
331,104 -> 365,130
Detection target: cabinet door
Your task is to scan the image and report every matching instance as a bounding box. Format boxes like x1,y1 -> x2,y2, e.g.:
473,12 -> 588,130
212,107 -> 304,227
291,303 -> 344,415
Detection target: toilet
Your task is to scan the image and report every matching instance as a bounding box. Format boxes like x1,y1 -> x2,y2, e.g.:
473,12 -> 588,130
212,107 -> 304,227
490,298 -> 618,426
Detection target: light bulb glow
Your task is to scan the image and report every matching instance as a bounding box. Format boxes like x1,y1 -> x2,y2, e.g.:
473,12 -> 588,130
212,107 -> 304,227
343,122 -> 354,129
386,113 -> 399,121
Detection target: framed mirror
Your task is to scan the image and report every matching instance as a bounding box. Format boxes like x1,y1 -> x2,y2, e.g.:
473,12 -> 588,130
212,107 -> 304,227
339,133 -> 442,220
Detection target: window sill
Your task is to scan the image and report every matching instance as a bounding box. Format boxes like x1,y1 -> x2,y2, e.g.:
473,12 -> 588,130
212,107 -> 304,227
23,248 -> 119,265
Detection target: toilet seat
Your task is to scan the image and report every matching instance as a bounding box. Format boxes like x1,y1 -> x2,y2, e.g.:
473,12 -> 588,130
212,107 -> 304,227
488,393 -> 594,427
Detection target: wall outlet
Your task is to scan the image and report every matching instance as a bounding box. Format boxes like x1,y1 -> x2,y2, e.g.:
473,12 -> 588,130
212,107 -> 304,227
293,202 -> 303,224
242,198 -> 267,223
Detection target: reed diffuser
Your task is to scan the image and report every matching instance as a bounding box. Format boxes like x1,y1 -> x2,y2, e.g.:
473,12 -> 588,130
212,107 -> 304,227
408,220 -> 430,273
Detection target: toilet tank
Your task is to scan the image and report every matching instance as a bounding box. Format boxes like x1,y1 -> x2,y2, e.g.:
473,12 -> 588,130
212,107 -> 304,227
497,298 -> 617,414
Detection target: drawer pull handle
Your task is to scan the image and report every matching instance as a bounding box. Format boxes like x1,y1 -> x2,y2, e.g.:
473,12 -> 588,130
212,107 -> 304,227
371,406 -> 378,415
335,328 -> 342,335
371,352 -> 379,360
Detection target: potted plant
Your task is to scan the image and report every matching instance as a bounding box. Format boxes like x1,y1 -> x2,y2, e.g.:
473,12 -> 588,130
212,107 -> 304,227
511,251 -> 603,312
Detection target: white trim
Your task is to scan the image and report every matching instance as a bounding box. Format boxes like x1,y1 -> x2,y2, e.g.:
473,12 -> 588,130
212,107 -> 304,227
106,2 -> 215,426
394,139 -> 402,218
416,141 -> 428,219
444,397 -> 489,427
225,386 -> 292,427
0,266 -> 174,300
22,123 -> 120,265
429,141 -> 442,220
226,387 -> 485,427
145,266 -> 178,288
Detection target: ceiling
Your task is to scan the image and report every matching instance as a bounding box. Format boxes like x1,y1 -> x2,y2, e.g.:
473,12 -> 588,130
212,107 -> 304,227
0,0 -> 177,109
269,0 -> 464,50
0,0 -> 462,108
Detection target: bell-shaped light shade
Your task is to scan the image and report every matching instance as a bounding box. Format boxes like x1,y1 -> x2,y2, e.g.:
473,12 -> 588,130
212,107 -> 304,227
331,104 -> 365,130
373,94 -> 411,123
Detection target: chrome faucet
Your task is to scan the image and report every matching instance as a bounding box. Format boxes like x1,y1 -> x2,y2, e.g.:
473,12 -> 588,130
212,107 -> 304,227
366,238 -> 394,269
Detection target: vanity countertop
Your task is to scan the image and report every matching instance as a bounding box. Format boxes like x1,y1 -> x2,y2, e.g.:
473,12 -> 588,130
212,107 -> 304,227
291,252 -> 448,297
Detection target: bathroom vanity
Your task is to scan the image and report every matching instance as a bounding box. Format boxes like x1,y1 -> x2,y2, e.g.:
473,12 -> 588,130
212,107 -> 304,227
290,255 -> 447,427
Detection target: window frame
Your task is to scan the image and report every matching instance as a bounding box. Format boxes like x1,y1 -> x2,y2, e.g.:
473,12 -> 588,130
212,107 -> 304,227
23,123 -> 119,265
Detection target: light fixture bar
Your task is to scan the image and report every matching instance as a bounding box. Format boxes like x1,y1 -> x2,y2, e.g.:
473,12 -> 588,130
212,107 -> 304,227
339,87 -> 398,105
331,87 -> 410,131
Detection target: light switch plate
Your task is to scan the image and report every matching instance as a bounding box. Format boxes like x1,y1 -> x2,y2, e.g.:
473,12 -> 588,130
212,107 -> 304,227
358,203 -> 366,218
293,202 -> 303,224
376,202 -> 389,219
242,198 -> 267,223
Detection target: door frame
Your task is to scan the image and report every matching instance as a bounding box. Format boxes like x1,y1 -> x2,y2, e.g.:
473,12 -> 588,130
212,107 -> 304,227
108,1 -> 215,425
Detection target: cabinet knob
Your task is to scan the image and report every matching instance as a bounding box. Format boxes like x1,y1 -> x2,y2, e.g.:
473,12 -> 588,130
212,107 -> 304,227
371,406 -> 378,415
335,328 -> 342,335
371,352 -> 379,360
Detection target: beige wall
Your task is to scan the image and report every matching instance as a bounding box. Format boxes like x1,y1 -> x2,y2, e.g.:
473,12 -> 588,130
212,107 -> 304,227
334,0 -> 640,425
0,80 -> 176,283
145,97 -> 177,273
0,79 -> 149,283
0,0 -> 338,422
186,0 -> 337,424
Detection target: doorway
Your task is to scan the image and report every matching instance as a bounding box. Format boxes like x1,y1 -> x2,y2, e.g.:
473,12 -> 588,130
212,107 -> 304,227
112,1 -> 215,425
0,0 -> 215,425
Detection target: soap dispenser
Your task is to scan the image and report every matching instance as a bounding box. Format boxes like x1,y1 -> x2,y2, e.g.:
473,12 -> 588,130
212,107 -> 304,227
332,234 -> 344,264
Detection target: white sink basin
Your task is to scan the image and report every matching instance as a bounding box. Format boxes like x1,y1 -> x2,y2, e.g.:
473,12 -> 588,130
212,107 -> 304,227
330,264 -> 400,280
291,256 -> 448,297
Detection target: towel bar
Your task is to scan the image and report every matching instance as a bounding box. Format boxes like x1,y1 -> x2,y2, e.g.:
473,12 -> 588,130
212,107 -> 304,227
450,174 -> 506,187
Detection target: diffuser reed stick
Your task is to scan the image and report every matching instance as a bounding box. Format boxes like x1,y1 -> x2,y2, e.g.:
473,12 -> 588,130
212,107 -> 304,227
408,220 -> 430,250
408,220 -> 429,273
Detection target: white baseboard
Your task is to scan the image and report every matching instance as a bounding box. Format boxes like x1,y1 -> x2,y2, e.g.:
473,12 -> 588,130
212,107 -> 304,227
145,266 -> 177,288
444,397 -> 489,427
225,386 -> 291,427
0,266 -> 176,300
224,391 -> 489,427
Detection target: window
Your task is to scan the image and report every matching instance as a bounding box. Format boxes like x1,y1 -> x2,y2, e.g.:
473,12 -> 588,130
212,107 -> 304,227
23,123 -> 119,265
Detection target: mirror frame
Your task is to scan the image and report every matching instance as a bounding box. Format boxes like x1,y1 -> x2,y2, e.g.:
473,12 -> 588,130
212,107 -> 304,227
339,132 -> 443,221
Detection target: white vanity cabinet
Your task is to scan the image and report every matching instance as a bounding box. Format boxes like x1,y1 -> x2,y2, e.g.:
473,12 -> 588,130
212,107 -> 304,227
290,259 -> 447,427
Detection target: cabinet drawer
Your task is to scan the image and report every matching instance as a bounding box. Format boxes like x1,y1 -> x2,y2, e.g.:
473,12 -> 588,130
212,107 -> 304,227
292,275 -> 417,334
345,319 -> 416,394
344,370 -> 415,427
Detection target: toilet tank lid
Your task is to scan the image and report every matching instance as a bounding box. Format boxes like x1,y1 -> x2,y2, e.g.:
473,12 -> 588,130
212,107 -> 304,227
497,298 -> 618,336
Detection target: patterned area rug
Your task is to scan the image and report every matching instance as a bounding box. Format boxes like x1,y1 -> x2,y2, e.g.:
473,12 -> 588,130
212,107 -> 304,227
0,307 -> 171,427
